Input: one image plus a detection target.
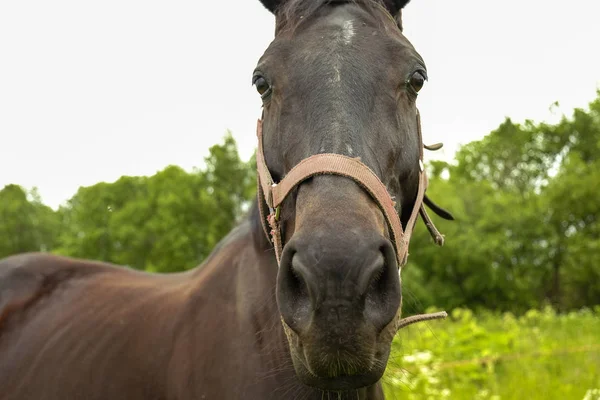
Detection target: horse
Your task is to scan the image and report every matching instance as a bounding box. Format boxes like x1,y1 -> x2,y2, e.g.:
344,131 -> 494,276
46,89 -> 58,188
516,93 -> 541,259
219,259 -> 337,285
0,0 -> 454,398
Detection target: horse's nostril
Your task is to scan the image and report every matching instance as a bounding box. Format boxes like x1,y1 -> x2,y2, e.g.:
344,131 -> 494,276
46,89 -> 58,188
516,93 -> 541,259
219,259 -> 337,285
277,251 -> 313,333
291,256 -> 312,299
357,253 -> 385,298
364,241 -> 401,332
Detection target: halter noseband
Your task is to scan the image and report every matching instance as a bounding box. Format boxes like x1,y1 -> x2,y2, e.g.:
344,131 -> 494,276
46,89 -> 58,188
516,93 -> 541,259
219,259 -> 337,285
255,109 -> 445,266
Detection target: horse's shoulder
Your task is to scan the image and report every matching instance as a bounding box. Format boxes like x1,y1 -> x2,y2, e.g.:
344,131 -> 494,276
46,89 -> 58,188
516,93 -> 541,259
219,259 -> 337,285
0,252 -> 123,327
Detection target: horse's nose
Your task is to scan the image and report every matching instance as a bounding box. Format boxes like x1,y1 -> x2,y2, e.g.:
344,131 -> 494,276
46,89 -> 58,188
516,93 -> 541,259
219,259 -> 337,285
276,231 -> 400,334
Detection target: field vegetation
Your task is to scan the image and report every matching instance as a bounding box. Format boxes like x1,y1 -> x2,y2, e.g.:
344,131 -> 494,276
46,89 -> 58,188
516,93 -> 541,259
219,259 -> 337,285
385,307 -> 600,400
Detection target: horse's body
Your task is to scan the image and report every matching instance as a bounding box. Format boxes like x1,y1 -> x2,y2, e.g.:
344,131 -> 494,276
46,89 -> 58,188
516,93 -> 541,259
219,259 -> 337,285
0,0 -> 453,398
0,219 -> 383,399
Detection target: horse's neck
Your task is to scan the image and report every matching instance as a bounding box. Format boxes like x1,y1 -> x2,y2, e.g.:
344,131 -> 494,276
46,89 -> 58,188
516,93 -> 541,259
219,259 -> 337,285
173,221 -> 288,396
181,220 -> 385,400
190,220 -> 280,318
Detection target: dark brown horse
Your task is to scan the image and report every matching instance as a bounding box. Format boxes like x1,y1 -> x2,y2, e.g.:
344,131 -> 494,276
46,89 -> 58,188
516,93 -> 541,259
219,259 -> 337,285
0,0 -> 453,398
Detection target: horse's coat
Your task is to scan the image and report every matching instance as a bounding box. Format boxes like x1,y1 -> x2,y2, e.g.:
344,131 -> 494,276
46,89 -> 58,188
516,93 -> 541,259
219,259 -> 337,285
0,0 -> 452,398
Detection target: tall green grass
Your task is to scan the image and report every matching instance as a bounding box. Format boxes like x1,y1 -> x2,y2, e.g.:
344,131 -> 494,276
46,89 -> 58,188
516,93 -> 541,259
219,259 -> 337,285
384,306 -> 600,400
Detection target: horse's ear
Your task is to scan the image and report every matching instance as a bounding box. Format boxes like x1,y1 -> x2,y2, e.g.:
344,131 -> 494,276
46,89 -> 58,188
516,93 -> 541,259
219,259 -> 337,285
259,0 -> 283,14
382,0 -> 411,31
383,0 -> 411,14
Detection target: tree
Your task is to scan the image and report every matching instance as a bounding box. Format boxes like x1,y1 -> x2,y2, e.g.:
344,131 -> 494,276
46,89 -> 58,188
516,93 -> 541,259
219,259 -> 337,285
202,131 -> 257,248
55,132 -> 256,272
541,93 -> 600,309
0,184 -> 60,258
404,90 -> 600,312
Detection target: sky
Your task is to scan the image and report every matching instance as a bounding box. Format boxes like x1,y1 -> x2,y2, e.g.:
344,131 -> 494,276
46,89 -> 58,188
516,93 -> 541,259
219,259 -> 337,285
1,0 -> 599,209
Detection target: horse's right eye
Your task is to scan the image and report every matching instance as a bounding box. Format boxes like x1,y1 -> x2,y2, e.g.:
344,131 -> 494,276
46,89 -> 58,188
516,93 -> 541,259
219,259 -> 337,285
253,76 -> 272,99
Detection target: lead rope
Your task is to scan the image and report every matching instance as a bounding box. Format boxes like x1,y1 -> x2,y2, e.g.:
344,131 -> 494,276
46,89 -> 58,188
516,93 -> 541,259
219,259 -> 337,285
397,311 -> 448,331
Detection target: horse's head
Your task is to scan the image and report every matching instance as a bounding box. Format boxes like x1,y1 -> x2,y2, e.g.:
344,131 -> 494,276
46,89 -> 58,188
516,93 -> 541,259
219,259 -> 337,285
253,0 -> 444,390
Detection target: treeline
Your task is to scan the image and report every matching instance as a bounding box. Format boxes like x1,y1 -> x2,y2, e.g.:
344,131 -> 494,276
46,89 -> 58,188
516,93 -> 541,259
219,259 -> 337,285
2,93 -> 599,313
404,91 -> 600,313
0,133 -> 256,273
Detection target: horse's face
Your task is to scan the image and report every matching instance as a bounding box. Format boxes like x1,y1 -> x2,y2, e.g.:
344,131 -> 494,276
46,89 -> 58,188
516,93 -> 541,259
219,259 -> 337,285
255,0 -> 424,390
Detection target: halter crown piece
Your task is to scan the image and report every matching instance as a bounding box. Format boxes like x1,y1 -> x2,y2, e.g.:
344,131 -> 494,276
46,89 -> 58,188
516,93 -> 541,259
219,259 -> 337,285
255,109 -> 446,267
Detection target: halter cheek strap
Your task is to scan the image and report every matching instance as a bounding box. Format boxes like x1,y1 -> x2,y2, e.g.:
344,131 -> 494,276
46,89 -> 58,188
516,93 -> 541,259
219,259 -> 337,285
256,109 -> 446,266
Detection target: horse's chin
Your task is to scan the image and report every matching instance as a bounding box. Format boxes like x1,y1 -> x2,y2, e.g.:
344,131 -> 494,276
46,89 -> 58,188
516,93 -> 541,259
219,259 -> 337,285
289,347 -> 391,391
282,322 -> 393,391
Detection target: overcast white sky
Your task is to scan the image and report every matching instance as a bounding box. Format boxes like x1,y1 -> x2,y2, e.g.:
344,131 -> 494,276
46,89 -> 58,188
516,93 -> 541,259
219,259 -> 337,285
1,0 -> 599,209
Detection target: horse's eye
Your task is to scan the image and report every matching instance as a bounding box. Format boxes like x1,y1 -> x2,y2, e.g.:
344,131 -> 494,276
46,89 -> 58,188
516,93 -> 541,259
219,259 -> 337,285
408,71 -> 426,94
252,75 -> 272,99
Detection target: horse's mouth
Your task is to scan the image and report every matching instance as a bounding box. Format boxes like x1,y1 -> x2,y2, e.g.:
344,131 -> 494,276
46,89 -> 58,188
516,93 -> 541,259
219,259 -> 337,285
289,345 -> 389,391
295,366 -> 385,391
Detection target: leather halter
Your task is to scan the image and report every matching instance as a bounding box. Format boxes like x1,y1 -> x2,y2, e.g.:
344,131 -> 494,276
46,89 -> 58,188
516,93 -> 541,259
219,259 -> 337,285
255,109 -> 445,266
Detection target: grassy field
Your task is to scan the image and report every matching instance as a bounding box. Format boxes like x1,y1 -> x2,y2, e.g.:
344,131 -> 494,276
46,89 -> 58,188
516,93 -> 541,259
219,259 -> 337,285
383,306 -> 600,400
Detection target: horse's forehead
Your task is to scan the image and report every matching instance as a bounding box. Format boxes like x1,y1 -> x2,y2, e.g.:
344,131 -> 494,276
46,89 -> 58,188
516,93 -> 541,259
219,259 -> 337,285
298,6 -> 381,47
279,19 -> 375,77
261,5 -> 407,69
284,8 -> 410,71
322,9 -> 357,32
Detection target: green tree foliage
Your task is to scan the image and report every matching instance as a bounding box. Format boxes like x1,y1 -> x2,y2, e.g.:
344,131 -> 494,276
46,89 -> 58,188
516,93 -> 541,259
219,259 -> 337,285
202,132 -> 257,249
404,90 -> 600,313
0,185 -> 60,258
542,99 -> 600,309
54,132 -> 256,272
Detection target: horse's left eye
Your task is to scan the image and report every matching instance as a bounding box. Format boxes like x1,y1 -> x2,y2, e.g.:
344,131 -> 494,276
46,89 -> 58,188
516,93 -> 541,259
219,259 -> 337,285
408,71 -> 426,94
